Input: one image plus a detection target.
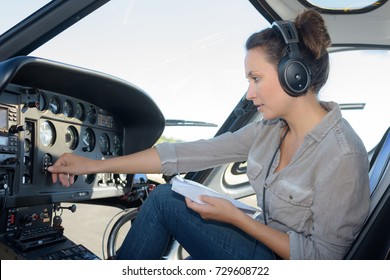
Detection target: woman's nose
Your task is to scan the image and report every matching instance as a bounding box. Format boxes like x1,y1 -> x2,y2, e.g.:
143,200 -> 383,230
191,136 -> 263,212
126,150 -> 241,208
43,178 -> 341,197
246,85 -> 256,100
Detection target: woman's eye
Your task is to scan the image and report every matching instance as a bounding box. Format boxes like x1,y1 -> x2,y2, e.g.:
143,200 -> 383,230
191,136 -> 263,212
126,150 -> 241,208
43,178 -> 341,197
247,77 -> 260,83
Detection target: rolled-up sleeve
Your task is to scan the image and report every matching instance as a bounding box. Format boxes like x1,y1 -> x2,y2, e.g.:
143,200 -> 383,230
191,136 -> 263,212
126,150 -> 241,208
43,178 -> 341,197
155,122 -> 260,176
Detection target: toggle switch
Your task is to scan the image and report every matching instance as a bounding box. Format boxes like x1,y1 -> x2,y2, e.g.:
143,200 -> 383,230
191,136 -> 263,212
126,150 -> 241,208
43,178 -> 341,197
9,124 -> 26,134
42,153 -> 53,173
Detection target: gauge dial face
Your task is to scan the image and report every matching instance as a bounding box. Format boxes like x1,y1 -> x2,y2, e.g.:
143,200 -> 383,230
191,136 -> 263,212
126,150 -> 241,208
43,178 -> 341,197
63,100 -> 74,117
65,126 -> 79,150
82,128 -> 95,152
49,96 -> 61,114
24,138 -> 31,153
99,133 -> 110,155
75,102 -> 85,121
86,105 -> 97,124
112,135 -> 121,155
40,121 -> 56,147
36,92 -> 47,111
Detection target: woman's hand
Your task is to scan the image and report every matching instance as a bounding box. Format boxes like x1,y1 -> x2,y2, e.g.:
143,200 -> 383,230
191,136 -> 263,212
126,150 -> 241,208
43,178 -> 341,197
185,196 -> 246,225
48,153 -> 95,187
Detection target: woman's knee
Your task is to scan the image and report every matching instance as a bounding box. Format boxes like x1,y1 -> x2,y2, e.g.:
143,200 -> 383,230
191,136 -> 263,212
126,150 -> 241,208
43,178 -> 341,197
147,183 -> 172,200
145,183 -> 183,208
139,183 -> 187,229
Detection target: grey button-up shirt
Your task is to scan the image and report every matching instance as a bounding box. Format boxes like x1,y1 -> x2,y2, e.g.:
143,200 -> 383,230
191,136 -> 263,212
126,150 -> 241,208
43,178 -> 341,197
155,101 -> 370,259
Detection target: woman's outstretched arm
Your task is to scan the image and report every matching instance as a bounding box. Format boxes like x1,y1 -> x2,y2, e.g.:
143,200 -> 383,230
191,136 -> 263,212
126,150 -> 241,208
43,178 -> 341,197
48,147 -> 161,187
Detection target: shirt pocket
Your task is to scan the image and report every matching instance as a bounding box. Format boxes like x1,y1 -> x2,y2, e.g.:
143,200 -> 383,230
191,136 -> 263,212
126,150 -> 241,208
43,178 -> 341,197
246,157 -> 264,182
269,180 -> 314,232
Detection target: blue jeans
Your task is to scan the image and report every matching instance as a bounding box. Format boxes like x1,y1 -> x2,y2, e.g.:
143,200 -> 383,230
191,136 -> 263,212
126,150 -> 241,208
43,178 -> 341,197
116,184 -> 275,260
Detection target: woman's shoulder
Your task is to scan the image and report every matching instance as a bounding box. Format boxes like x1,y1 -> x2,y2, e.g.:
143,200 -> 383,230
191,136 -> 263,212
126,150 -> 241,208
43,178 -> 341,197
336,118 -> 368,157
317,101 -> 367,157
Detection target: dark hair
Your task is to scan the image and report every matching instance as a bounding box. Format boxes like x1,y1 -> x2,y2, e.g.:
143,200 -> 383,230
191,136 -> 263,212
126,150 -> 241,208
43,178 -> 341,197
245,9 -> 331,94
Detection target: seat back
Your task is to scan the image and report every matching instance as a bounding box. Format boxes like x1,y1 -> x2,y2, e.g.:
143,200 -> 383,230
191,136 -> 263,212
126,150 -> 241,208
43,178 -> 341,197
345,127 -> 390,259
369,127 -> 390,194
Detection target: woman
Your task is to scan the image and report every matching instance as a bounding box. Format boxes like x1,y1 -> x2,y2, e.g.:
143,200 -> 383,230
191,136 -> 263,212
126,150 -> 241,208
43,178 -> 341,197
49,10 -> 370,260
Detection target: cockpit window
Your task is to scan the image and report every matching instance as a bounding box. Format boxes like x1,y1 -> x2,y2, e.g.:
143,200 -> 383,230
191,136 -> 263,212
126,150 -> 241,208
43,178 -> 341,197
299,0 -> 386,13
320,50 -> 390,151
0,0 -> 52,35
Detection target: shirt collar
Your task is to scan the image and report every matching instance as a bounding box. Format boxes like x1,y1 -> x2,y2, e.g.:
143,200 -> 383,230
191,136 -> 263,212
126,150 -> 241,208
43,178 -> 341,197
307,101 -> 343,142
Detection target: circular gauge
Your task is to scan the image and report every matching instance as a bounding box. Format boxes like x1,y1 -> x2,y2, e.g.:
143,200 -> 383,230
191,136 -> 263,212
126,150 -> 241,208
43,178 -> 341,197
40,121 -> 56,147
99,133 -> 110,155
82,128 -> 95,152
24,138 -> 31,153
36,92 -> 47,111
49,96 -> 61,114
65,126 -> 79,150
112,135 -> 121,155
63,100 -> 74,117
75,102 -> 85,121
86,105 -> 97,124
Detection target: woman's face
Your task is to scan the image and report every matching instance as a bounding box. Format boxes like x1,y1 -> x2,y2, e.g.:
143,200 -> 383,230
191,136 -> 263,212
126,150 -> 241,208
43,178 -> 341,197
245,48 -> 292,120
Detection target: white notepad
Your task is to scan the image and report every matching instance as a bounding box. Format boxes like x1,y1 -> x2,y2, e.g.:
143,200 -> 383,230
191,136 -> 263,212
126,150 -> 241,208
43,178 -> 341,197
171,175 -> 261,216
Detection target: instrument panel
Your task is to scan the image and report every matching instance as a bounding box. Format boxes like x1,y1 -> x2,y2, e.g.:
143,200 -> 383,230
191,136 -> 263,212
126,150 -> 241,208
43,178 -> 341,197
2,84 -> 129,203
21,88 -> 124,189
30,90 -> 122,156
0,56 -> 165,209
0,56 -> 164,258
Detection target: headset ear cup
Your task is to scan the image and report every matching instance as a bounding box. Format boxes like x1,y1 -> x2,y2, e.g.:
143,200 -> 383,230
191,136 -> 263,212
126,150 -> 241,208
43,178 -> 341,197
278,55 -> 311,97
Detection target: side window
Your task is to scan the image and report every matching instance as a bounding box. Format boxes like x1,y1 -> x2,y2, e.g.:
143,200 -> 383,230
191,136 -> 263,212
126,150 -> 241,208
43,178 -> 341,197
320,50 -> 390,152
222,50 -> 390,193
223,161 -> 248,188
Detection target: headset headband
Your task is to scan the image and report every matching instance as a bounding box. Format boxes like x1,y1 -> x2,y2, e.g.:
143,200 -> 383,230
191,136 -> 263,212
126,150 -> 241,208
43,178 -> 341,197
272,21 -> 301,58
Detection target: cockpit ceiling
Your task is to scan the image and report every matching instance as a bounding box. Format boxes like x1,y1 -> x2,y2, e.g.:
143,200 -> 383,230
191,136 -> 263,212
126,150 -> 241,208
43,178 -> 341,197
251,0 -> 390,48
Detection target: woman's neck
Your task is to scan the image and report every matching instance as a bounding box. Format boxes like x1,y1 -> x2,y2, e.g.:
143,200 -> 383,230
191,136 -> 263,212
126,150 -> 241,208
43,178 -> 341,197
283,95 -> 327,141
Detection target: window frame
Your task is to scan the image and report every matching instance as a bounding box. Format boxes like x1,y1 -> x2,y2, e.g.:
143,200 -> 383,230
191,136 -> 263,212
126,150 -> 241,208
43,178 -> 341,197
298,0 -> 388,14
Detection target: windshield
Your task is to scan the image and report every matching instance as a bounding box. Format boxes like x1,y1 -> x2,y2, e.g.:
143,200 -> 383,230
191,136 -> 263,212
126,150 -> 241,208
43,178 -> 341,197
1,0 -> 388,151
0,0 -> 51,34
27,0 -> 266,142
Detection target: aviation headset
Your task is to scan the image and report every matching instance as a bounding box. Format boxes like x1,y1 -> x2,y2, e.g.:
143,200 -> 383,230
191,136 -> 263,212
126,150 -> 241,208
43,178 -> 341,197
272,20 -> 311,97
